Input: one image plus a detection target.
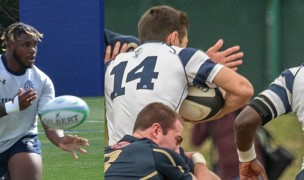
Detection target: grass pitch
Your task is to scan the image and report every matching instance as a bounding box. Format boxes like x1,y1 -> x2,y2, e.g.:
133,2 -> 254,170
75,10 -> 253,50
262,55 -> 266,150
38,97 -> 104,180
39,96 -> 302,180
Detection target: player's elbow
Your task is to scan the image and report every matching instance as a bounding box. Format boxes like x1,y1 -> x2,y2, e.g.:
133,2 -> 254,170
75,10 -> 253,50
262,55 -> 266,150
237,80 -> 254,104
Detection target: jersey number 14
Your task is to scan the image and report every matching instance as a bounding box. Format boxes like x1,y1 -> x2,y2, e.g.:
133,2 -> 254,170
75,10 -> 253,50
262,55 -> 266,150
110,56 -> 159,100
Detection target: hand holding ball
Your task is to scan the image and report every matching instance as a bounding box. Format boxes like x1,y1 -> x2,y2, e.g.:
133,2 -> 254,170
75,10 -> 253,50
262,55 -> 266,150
41,95 -> 89,129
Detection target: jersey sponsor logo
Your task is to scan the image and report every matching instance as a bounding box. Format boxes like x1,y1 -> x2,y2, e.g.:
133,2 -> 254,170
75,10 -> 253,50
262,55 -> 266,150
24,80 -> 34,90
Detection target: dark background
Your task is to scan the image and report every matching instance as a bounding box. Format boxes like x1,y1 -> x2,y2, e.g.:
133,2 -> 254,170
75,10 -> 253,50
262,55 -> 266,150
0,0 -> 104,97
105,0 -> 304,95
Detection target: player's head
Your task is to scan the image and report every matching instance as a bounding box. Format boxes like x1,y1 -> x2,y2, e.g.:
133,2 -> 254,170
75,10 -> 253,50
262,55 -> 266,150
138,5 -> 189,48
133,102 -> 184,151
1,22 -> 43,70
1,22 -> 43,51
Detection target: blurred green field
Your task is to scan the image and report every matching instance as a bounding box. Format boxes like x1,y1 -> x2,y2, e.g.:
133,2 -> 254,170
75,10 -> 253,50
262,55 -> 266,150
38,97 -> 104,180
182,113 -> 304,180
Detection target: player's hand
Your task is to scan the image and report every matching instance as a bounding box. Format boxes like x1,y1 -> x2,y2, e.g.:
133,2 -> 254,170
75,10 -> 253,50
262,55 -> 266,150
104,41 -> 128,63
17,88 -> 37,110
206,39 -> 243,71
239,159 -> 268,180
58,134 -> 89,159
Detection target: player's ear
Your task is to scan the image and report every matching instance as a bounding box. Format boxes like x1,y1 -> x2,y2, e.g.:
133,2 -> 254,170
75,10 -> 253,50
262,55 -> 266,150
166,31 -> 179,46
151,123 -> 162,138
5,41 -> 13,51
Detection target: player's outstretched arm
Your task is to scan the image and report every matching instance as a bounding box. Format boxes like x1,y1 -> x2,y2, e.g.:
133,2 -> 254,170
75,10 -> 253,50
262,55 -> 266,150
41,121 -> 89,159
206,39 -> 243,71
235,106 -> 268,180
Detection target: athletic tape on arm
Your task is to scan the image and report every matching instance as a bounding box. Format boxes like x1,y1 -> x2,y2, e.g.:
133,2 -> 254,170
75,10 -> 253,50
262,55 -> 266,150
5,96 -> 20,114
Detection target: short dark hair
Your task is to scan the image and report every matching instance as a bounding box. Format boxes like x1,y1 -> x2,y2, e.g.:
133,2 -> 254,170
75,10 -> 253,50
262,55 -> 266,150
138,5 -> 189,43
133,102 -> 183,135
1,22 -> 43,51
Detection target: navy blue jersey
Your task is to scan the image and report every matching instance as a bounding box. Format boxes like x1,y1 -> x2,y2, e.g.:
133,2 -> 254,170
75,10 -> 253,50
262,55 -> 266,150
104,135 -> 193,180
104,29 -> 140,54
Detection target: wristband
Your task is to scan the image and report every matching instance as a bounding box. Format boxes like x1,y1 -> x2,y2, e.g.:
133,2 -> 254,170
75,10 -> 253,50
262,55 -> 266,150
237,144 -> 257,162
192,152 -> 207,165
5,96 -> 20,114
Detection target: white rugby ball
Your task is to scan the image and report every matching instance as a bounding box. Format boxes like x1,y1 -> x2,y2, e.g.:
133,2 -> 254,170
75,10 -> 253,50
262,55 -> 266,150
40,95 -> 89,130
179,85 -> 224,122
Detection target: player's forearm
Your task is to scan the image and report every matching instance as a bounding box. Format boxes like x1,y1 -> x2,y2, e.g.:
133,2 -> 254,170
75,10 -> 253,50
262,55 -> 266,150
0,97 -> 20,118
213,68 -> 253,119
193,163 -> 214,180
234,106 -> 261,151
220,94 -> 247,117
41,120 -> 64,147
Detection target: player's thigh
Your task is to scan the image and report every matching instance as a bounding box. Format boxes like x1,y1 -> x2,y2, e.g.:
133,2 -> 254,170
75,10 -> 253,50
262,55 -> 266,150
8,152 -> 42,180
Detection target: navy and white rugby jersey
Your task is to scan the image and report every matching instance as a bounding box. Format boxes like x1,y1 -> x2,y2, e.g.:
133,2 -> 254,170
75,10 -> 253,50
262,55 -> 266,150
249,65 -> 304,170
105,42 -> 223,145
250,65 -> 304,126
0,55 -> 55,153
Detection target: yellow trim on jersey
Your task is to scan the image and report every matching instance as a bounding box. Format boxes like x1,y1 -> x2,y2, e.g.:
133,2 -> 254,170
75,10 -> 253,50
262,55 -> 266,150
140,171 -> 158,180
153,149 -> 177,166
178,165 -> 185,173
153,149 -> 185,173
104,150 -> 122,172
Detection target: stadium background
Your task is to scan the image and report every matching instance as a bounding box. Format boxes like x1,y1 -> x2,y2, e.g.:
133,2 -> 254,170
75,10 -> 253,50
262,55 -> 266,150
105,0 -> 304,96
19,0 -> 104,97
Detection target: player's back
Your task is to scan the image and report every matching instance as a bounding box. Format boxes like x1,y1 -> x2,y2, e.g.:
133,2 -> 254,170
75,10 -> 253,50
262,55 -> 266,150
104,136 -> 192,180
105,137 -> 159,179
105,42 -> 222,145
105,42 -> 188,144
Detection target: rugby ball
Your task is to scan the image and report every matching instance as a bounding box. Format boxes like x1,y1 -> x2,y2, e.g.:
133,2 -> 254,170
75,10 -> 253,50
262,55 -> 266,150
40,95 -> 89,130
179,85 -> 224,122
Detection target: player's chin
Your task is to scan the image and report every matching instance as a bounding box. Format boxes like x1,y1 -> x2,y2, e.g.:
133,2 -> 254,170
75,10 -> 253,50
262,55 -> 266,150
26,64 -> 34,69
25,61 -> 34,68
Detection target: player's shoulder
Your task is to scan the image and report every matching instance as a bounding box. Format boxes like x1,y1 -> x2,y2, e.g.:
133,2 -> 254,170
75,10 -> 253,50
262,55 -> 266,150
152,145 -> 184,163
152,146 -> 191,177
271,65 -> 304,90
288,65 -> 304,77
31,65 -> 52,82
105,135 -> 137,152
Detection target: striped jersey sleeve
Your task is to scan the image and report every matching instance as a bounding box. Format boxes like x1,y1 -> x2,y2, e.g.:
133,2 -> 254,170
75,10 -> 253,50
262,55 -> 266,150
176,47 -> 224,87
250,65 -> 304,125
